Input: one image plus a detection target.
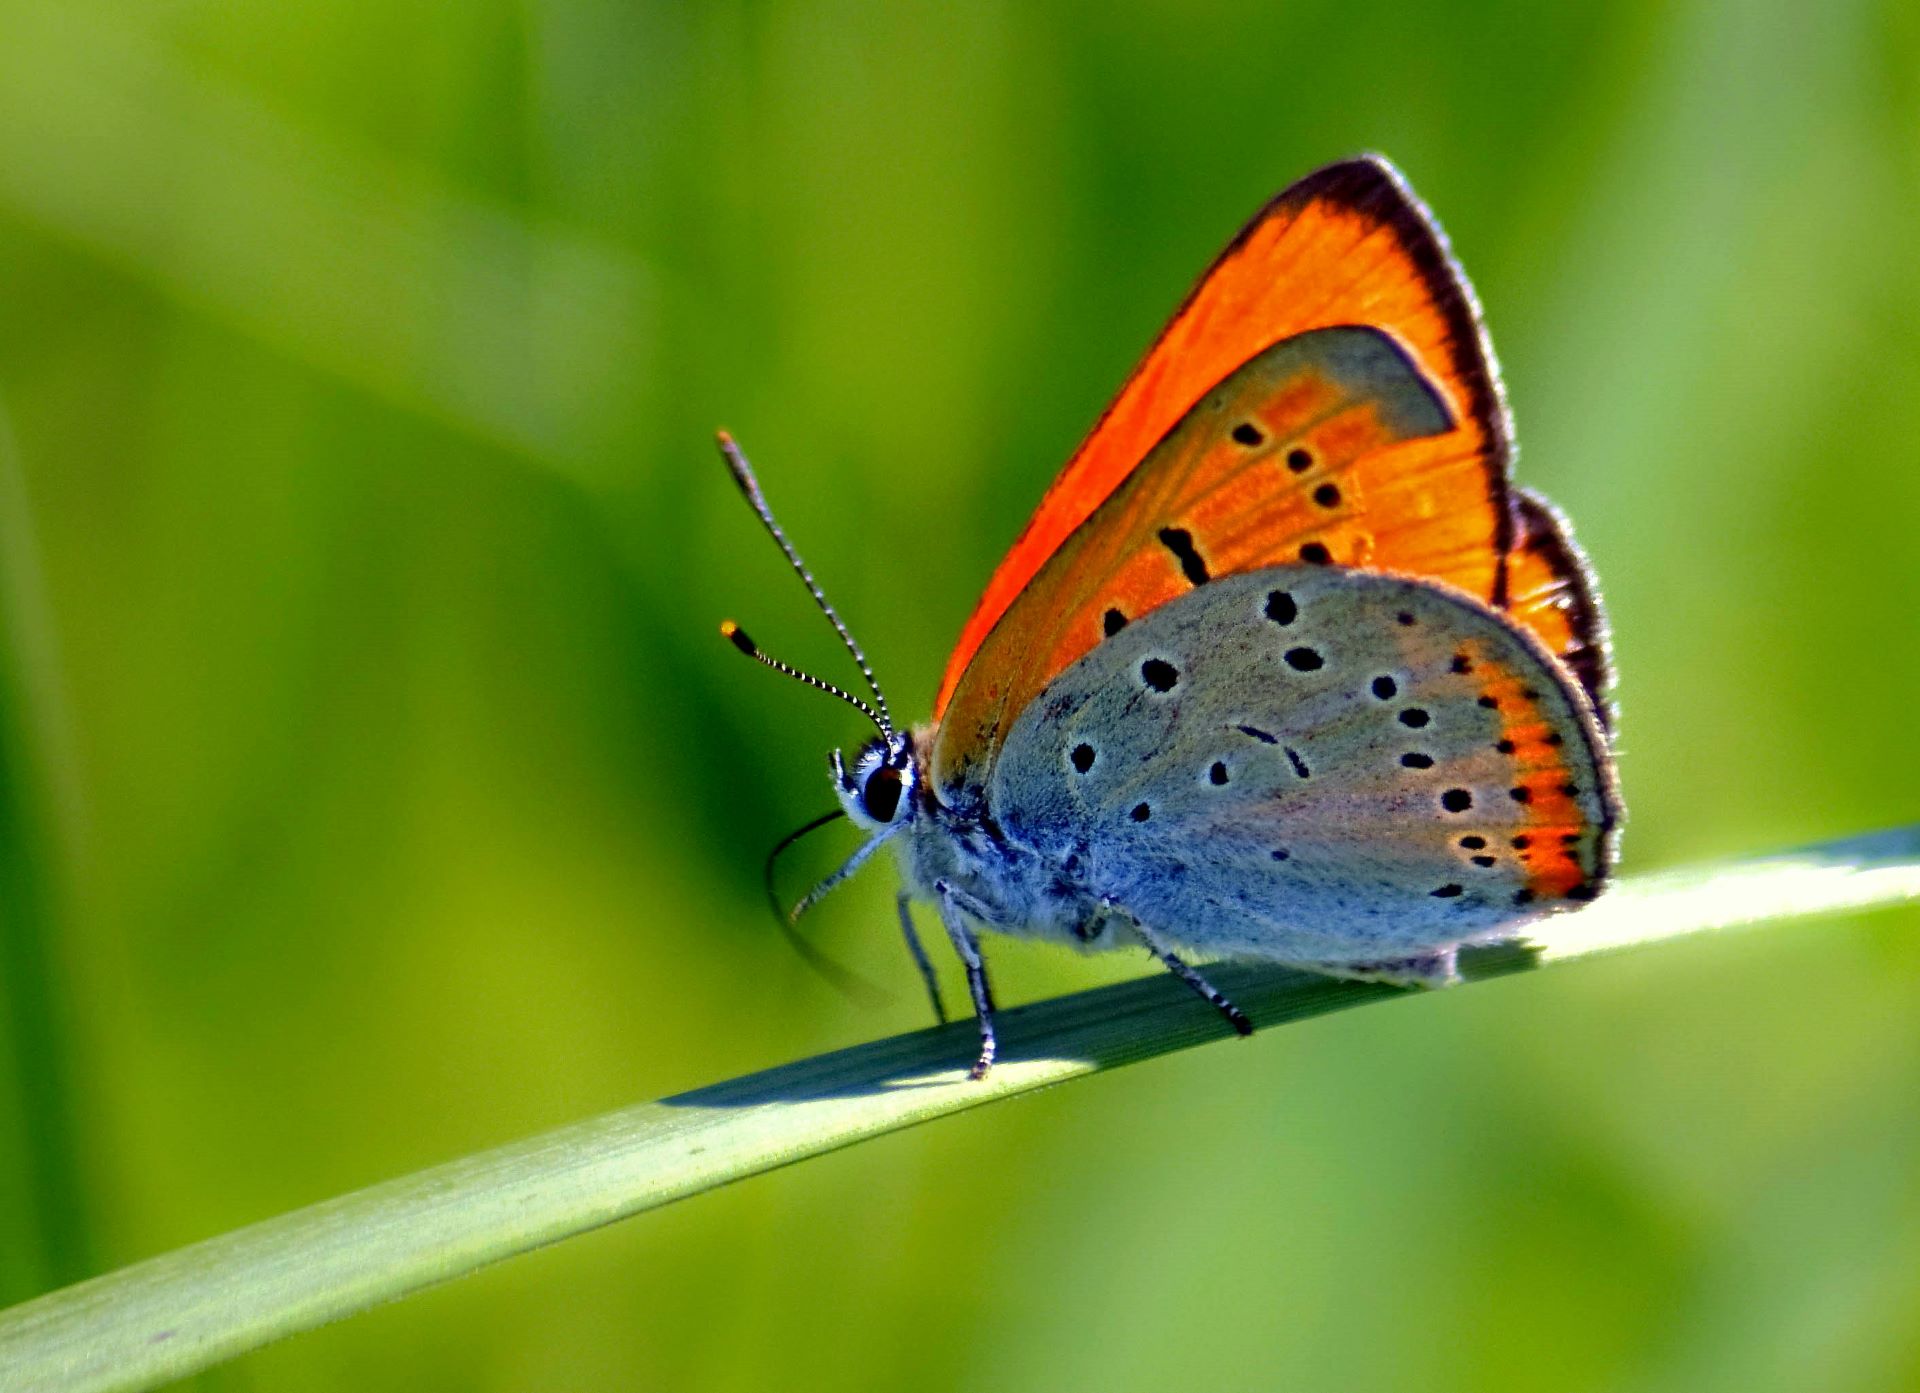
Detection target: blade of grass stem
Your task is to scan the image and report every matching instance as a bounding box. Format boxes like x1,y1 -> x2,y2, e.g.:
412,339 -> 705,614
0,825 -> 1916,1393
0,410 -> 94,1304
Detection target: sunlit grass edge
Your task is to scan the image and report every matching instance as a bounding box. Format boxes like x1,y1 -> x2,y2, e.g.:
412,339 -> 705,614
2,825 -> 1916,1393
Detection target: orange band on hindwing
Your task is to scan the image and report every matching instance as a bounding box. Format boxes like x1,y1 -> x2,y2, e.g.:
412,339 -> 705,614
1449,638 -> 1612,902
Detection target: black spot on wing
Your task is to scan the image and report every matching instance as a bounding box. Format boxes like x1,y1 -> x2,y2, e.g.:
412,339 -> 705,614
1140,658 -> 1179,693
1158,527 -> 1210,586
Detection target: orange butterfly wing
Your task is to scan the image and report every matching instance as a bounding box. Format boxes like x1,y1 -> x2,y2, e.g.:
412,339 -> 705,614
932,156 -> 1583,798
1504,489 -> 1612,728
934,157 -> 1512,726
932,327 -> 1493,798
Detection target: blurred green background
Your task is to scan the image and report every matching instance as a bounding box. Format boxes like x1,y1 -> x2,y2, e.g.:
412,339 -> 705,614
2,1 -> 1919,1389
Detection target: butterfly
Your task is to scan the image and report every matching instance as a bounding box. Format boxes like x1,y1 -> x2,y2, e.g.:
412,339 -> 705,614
720,155 -> 1620,1078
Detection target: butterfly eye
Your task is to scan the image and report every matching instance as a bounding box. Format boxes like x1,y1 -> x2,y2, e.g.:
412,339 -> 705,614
862,766 -> 904,823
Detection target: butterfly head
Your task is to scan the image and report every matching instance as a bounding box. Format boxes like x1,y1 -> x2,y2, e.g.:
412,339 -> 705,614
832,730 -> 918,835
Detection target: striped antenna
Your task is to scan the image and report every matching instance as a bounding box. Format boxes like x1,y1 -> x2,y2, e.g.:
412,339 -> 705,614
716,431 -> 894,739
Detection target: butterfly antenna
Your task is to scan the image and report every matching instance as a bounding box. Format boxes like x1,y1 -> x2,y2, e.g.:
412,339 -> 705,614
716,430 -> 895,739
761,808 -> 886,1006
720,621 -> 887,732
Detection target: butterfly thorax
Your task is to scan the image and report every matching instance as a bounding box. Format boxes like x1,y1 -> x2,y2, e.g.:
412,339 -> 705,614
881,724 -> 1112,949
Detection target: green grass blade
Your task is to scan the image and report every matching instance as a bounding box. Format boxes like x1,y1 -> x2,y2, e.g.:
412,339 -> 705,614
2,826 -> 1917,1393
0,410 -> 95,1304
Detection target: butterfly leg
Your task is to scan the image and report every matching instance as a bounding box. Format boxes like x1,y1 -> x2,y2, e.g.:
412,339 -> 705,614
1112,907 -> 1253,1037
896,892 -> 948,1025
933,879 -> 999,1079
